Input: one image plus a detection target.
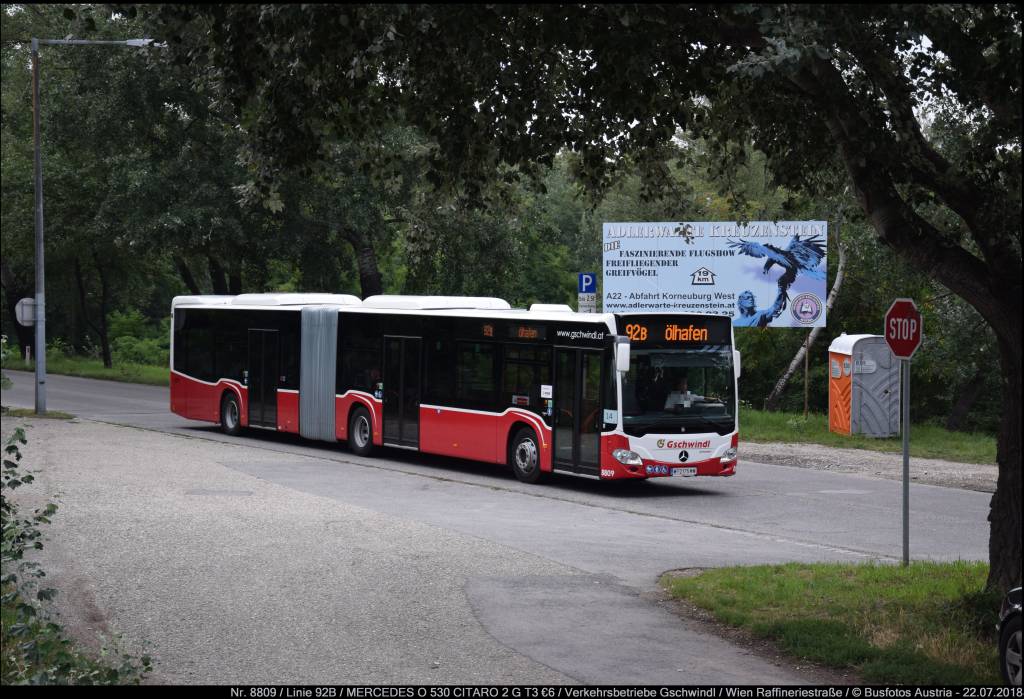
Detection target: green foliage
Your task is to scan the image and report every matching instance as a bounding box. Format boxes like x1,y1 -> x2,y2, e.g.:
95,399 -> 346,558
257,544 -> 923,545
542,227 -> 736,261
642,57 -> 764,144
1,335 -> 13,391
1,427 -> 152,684
664,561 -> 998,684
110,336 -> 168,367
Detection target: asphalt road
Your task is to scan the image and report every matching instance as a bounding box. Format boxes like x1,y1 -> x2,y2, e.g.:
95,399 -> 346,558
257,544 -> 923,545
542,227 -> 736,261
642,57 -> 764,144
2,371 -> 991,684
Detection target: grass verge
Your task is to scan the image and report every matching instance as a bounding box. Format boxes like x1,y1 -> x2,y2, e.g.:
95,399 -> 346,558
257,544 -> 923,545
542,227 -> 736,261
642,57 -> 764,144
740,408 -> 996,464
662,561 -> 999,685
1,406 -> 75,420
16,357 -> 168,387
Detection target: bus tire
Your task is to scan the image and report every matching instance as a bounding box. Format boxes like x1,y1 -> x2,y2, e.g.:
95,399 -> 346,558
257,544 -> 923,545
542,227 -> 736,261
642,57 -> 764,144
221,391 -> 242,436
349,406 -> 374,457
509,427 -> 543,484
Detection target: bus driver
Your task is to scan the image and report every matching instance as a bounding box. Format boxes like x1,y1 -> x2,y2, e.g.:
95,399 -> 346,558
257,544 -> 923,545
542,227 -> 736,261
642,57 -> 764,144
664,374 -> 703,409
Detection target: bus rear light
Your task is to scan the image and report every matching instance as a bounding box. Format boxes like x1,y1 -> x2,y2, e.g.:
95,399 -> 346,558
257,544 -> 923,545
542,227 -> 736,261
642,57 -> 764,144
612,449 -> 643,466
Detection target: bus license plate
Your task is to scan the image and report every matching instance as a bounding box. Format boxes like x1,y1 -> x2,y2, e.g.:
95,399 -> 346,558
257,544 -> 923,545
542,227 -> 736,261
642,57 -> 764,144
671,467 -> 697,477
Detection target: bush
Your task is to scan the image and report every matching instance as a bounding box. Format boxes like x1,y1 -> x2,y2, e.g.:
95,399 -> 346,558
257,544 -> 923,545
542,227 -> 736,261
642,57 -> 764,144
45,338 -> 75,362
1,335 -> 13,390
108,310 -> 151,342
110,336 -> 168,367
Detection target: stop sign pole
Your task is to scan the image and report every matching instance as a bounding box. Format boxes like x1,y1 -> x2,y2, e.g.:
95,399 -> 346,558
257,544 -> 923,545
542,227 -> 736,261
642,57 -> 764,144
885,298 -> 923,566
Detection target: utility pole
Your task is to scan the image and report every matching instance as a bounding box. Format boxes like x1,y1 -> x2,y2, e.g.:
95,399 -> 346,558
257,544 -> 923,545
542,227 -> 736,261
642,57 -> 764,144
29,37 -> 163,414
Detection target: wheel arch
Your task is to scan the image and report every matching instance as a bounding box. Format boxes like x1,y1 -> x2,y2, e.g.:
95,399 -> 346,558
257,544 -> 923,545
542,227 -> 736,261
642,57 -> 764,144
347,398 -> 376,435
506,421 -> 536,458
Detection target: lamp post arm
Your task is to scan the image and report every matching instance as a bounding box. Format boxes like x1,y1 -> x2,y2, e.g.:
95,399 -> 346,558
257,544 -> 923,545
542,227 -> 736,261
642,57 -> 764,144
37,38 -> 164,47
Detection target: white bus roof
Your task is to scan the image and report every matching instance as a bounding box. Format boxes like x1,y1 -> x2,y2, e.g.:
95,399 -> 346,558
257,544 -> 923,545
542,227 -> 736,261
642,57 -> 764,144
529,303 -> 574,313
361,295 -> 511,310
172,293 -> 361,308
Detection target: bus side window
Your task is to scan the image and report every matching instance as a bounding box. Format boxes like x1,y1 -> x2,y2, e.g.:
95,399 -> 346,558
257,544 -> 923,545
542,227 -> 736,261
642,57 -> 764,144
424,339 -> 454,405
184,309 -> 215,381
502,345 -> 550,416
456,342 -> 496,410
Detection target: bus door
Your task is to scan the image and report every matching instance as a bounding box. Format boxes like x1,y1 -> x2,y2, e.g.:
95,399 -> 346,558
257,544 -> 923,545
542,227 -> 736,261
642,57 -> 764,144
247,329 -> 280,428
553,348 -> 602,476
383,336 -> 422,448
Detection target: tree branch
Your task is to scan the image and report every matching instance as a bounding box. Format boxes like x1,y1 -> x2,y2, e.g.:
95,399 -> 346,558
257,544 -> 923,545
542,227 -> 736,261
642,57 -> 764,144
785,61 -> 1008,335
834,45 -> 1015,270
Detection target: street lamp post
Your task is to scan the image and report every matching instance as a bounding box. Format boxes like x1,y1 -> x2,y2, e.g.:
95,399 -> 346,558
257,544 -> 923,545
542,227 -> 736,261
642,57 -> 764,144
30,37 -> 162,414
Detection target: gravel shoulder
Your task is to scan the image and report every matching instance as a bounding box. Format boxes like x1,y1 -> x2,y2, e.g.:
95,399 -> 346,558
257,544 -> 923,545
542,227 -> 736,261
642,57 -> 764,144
743,441 -> 997,493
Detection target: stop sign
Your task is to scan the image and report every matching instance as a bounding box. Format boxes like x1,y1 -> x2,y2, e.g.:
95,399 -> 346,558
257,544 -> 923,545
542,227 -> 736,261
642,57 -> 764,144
885,298 -> 923,359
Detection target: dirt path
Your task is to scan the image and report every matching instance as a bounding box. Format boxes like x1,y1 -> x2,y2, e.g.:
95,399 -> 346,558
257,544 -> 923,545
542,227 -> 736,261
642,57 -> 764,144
744,441 -> 997,493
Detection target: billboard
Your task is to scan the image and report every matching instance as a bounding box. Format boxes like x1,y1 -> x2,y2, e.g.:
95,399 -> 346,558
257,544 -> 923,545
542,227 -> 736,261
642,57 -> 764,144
602,221 -> 828,328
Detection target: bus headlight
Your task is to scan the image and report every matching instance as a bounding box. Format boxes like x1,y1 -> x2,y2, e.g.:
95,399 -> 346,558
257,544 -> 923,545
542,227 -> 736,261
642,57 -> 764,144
612,449 -> 643,466
721,447 -> 738,463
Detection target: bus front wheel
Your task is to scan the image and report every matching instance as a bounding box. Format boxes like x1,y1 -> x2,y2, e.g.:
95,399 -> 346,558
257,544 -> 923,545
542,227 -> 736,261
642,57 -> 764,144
509,427 -> 543,484
221,392 -> 242,436
349,406 -> 374,457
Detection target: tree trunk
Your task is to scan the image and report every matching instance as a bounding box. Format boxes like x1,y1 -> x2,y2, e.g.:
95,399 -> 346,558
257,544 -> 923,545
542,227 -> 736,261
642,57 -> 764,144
355,240 -> 383,297
340,228 -> 384,297
207,256 -> 229,295
74,257 -> 108,368
0,258 -> 34,358
93,253 -> 112,369
765,213 -> 847,410
989,336 -> 1022,590
228,259 -> 243,294
173,255 -> 203,295
945,369 -> 985,432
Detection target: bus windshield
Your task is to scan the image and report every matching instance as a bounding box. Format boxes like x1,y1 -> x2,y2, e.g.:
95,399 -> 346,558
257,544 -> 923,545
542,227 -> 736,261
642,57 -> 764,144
620,345 -> 735,437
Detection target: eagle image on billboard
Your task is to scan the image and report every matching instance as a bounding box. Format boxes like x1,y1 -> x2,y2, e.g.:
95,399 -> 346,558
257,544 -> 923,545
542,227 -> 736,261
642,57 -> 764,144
602,221 -> 828,328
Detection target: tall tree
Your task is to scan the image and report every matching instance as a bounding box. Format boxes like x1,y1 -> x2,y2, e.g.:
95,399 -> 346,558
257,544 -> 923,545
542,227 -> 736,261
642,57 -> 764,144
146,4 -> 1021,589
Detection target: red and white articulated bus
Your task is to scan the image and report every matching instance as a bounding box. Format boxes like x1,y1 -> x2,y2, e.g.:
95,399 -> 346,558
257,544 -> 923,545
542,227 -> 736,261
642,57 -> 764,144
170,294 -> 741,483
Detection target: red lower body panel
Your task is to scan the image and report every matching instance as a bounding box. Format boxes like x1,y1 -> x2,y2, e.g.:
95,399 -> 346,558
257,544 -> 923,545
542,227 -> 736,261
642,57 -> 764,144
419,406 -> 553,471
277,390 -> 299,433
170,371 -> 248,426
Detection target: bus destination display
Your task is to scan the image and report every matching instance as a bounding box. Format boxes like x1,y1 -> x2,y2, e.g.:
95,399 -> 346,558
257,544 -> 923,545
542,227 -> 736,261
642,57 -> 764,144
619,315 -> 730,347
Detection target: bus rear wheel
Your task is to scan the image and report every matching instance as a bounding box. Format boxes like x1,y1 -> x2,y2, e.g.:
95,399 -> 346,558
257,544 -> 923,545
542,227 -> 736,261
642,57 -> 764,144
510,427 -> 543,484
349,406 -> 374,456
221,392 -> 242,436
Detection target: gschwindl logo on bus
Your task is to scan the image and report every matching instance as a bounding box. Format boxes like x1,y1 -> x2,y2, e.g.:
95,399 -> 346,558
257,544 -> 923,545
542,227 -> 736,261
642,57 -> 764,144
656,439 -> 712,449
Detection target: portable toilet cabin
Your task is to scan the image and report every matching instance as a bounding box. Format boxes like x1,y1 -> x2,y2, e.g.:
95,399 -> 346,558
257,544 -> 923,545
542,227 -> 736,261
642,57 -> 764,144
828,334 -> 900,437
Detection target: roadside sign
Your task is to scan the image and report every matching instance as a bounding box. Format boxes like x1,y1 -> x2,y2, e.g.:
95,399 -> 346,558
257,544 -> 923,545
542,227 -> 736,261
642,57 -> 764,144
578,273 -> 597,313
15,297 -> 36,327
884,298 -> 922,359
884,297 -> 922,567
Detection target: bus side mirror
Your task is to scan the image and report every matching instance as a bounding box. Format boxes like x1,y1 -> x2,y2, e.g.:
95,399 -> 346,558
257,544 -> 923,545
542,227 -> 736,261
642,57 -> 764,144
615,338 -> 631,373
734,350 -> 742,378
